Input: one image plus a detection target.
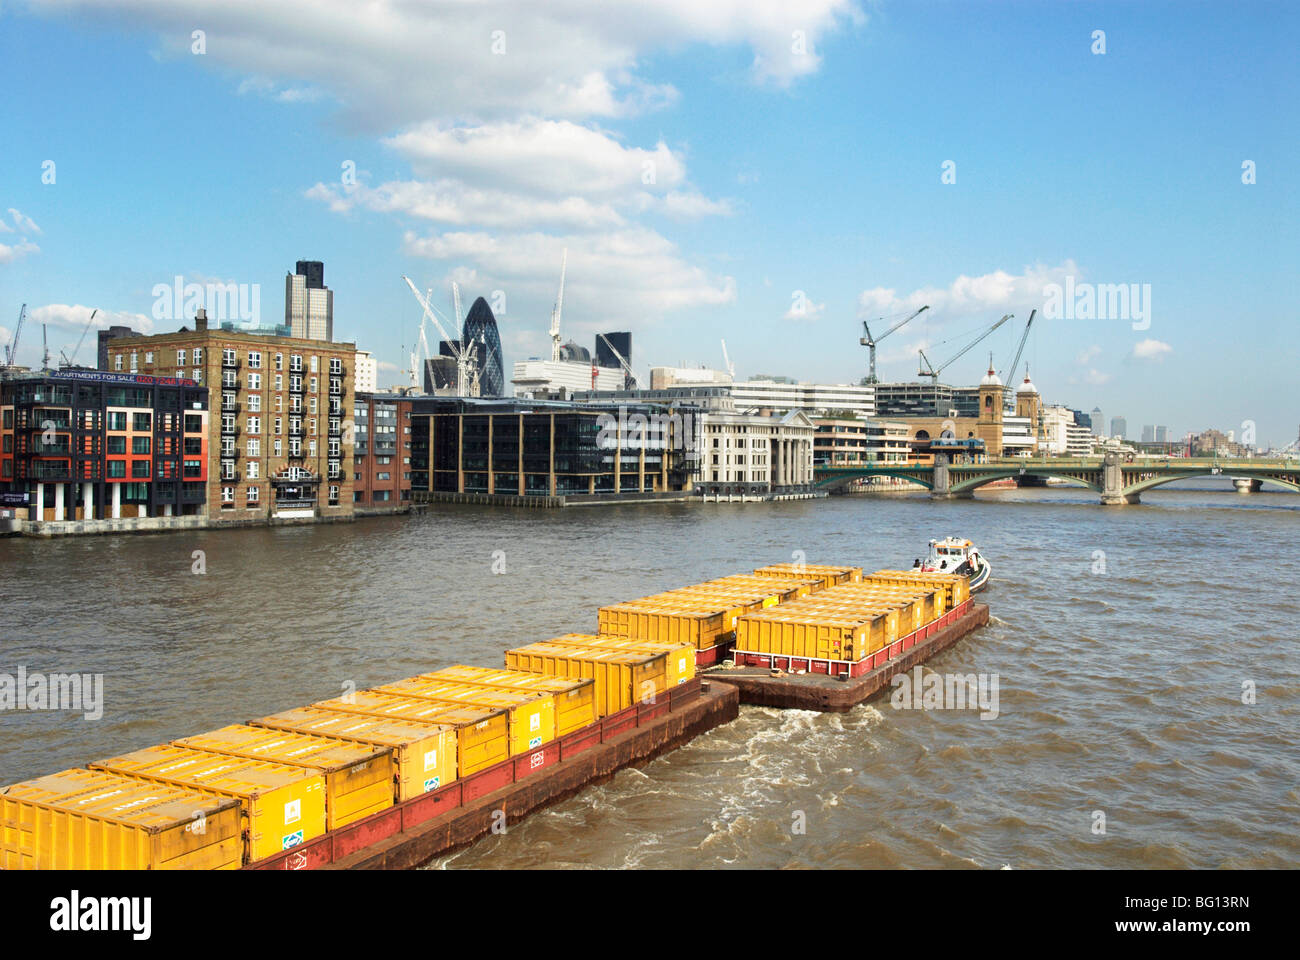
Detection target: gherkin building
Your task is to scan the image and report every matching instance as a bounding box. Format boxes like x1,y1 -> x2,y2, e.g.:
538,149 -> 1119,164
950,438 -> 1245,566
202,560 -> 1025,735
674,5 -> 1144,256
462,296 -> 504,397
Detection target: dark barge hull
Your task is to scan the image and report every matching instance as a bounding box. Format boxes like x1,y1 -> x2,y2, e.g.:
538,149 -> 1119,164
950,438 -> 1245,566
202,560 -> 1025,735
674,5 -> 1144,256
244,678 -> 738,871
705,603 -> 989,712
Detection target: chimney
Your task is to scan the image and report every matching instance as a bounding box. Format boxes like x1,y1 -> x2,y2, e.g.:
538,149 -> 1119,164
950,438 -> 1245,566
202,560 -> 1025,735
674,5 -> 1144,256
195,307 -> 209,332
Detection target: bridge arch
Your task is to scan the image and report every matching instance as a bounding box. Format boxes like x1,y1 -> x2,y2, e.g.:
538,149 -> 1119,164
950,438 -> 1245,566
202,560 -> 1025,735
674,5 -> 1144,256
1123,471 -> 1300,497
815,468 -> 934,492
949,468 -> 1103,495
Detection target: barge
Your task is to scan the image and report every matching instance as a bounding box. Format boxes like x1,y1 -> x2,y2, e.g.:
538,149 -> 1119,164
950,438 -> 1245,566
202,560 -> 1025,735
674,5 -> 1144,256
1,560 -> 988,870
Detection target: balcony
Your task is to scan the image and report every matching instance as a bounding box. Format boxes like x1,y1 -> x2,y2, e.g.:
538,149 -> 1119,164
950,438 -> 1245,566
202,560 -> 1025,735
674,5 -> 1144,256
220,423 -> 241,437
220,470 -> 242,482
221,400 -> 242,414
221,356 -> 242,369
329,381 -> 345,396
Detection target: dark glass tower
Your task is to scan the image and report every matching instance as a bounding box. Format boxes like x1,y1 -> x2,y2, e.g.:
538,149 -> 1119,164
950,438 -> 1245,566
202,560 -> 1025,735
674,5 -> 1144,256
462,297 -> 504,397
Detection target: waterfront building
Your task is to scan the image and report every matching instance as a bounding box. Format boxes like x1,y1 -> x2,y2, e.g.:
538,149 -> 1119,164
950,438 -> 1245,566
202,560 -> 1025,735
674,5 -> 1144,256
408,396 -> 696,498
870,365 -> 1016,457
0,369 -> 209,521
352,392 -> 413,513
696,409 -> 814,497
96,325 -> 139,371
873,381 -> 979,419
285,260 -> 333,341
105,309 -> 356,521
813,418 -> 911,465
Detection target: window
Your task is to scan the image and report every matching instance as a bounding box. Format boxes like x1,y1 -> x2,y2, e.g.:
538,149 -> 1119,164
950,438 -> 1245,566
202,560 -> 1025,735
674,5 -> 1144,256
107,461 -> 126,478
308,440 -> 317,457
274,352 -> 283,370
247,486 -> 260,503
290,354 -> 302,372
107,436 -> 126,454
290,374 -> 302,392
132,413 -> 151,432
328,438 -> 340,458
330,357 -> 343,375
247,372 -> 261,391
193,347 -> 203,365
114,354 -> 123,371
248,351 -> 262,369
376,456 -> 391,465
246,416 -> 260,435
274,373 -> 283,391
247,460 -> 259,479
274,395 -> 283,412
328,484 -> 339,505
310,356 -> 319,373
130,352 -> 138,372
377,472 -> 391,481
247,438 -> 260,457
309,397 -> 317,414
309,418 -> 316,435
223,371 -> 238,388
223,348 -> 237,365
309,377 -> 318,394
132,436 -> 151,455
177,349 -> 187,366
144,351 -> 154,364
183,459 -> 203,478
221,437 -> 235,457
273,439 -> 282,456
192,369 -> 202,383
108,411 -> 127,431
247,394 -> 261,412
131,460 -> 151,478
221,486 -> 234,504
274,417 -> 282,435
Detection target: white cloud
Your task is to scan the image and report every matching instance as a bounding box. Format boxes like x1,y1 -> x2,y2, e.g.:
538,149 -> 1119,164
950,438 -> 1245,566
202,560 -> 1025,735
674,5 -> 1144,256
32,1 -> 862,129
858,261 -> 1081,323
0,240 -> 39,264
28,303 -> 155,336
784,298 -> 825,322
402,228 -> 735,321
1076,344 -> 1101,365
1132,338 -> 1172,360
8,208 -> 41,234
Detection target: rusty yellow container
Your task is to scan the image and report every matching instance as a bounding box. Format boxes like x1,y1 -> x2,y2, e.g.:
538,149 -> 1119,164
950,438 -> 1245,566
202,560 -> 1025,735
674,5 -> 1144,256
173,725 -> 392,831
545,634 -> 696,687
251,708 -> 458,802
91,745 -> 326,864
1,768 -> 242,870
504,643 -> 668,717
752,563 -> 863,587
424,667 -> 597,737
736,602 -> 900,658
598,601 -> 735,650
375,679 -> 556,755
802,592 -> 923,636
819,584 -> 945,623
314,692 -> 510,776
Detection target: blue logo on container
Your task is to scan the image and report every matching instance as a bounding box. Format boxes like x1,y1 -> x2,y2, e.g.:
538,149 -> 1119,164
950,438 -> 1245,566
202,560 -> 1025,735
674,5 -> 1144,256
282,831 -> 304,849
423,777 -> 440,792
528,736 -> 543,748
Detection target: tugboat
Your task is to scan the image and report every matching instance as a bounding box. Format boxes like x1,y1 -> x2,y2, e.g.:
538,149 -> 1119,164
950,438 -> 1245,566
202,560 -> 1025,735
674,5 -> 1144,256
914,537 -> 991,593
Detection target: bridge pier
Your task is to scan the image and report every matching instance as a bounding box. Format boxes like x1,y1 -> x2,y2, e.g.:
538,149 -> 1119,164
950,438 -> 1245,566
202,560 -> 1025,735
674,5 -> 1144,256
1100,453 -> 1139,505
929,455 -> 972,500
1233,478 -> 1263,493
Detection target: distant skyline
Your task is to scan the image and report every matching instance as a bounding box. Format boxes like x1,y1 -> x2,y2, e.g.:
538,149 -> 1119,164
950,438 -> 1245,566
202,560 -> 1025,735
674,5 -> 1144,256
0,2 -> 1295,446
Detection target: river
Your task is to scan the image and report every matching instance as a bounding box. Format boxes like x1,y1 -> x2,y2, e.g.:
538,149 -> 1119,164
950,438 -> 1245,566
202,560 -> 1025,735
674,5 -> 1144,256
2,479 -> 1297,869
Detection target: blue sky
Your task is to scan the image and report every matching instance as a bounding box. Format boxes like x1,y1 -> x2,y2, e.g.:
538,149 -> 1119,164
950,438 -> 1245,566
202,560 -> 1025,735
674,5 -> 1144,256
1,1 -> 1296,446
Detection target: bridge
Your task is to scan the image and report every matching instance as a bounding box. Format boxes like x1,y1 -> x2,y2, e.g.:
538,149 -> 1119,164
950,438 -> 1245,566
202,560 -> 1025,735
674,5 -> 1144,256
814,454 -> 1300,505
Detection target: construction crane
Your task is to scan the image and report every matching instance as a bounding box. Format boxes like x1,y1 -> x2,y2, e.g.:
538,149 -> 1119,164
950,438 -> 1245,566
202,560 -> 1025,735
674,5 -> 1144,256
597,332 -> 638,389
3,303 -> 26,369
400,276 -> 478,397
59,309 -> 98,368
860,305 -> 928,384
720,339 -> 735,379
917,313 -> 1012,384
1000,309 -> 1035,407
549,248 -> 567,362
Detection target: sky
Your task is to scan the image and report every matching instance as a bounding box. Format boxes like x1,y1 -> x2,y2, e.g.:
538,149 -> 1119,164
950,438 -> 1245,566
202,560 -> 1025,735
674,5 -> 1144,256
1,1 -> 1296,446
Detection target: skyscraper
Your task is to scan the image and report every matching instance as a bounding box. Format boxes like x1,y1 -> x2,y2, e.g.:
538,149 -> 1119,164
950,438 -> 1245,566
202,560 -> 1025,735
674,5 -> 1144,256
1092,406 -> 1104,437
1111,416 -> 1127,439
1141,425 -> 1155,443
1155,425 -> 1168,443
285,260 -> 333,341
462,297 -> 504,397
596,332 -> 633,388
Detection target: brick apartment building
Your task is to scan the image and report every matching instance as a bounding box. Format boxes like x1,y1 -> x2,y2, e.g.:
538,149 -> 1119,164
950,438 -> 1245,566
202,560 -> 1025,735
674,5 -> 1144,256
105,310 -> 356,521
351,392 -> 414,513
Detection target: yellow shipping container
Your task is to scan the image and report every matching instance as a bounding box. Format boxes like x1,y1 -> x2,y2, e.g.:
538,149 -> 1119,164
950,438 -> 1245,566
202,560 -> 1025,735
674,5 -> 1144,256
752,563 -> 863,587
250,708 -> 458,802
424,667 -> 597,737
865,570 -> 969,607
314,692 -> 510,776
798,593 -> 924,635
597,602 -> 734,650
544,634 -> 696,687
817,584 -> 945,623
1,768 -> 242,870
375,679 -> 556,756
172,725 -> 392,831
91,745 -> 327,864
504,643 -> 668,717
736,604 -> 900,659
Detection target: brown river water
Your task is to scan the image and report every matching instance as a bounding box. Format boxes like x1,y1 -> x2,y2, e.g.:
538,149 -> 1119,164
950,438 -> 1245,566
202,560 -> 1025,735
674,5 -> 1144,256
2,480 -> 1297,869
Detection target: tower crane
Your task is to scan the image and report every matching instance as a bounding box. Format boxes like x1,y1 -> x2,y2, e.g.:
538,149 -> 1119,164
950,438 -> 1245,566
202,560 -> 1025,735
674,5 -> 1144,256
60,309 -> 98,368
917,313 -> 1012,384
720,339 -> 735,379
3,303 -> 26,369
401,276 -> 478,397
597,332 -> 638,389
549,248 -> 567,362
1000,309 -> 1035,408
860,305 -> 929,384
